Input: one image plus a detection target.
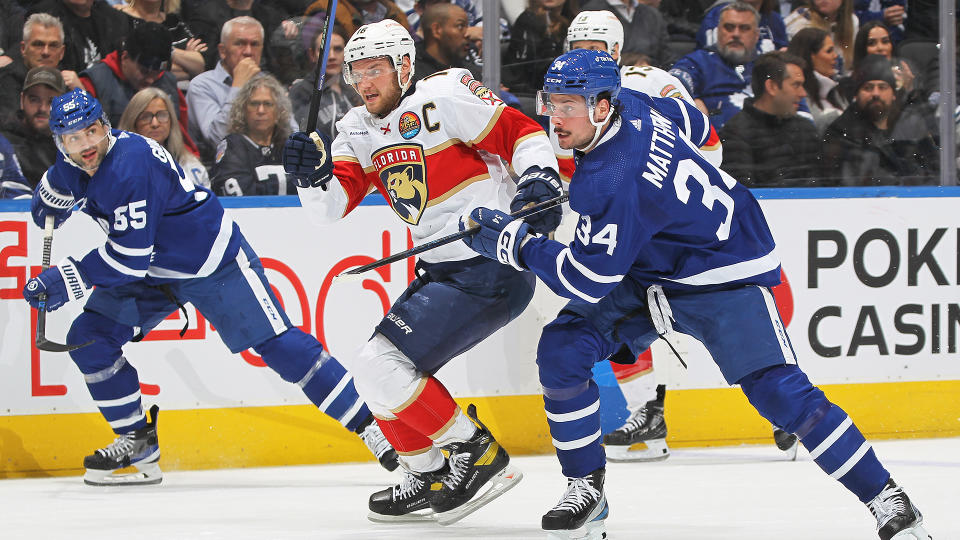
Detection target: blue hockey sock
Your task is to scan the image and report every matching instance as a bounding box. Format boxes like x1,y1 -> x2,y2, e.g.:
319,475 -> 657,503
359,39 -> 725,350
543,380 -> 605,478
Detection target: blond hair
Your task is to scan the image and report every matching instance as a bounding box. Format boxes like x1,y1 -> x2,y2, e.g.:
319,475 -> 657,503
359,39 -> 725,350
118,87 -> 190,164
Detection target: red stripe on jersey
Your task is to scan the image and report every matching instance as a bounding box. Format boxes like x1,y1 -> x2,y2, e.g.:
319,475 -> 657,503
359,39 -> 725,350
558,155 -> 576,181
703,124 -> 721,149
365,143 -> 490,209
472,105 -> 547,165
375,416 -> 433,455
333,158 -> 374,216
392,376 -> 460,440
610,348 -> 654,382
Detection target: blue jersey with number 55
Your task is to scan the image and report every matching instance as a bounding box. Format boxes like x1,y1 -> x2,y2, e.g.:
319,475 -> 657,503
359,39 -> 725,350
43,130 -> 241,288
522,93 -> 780,303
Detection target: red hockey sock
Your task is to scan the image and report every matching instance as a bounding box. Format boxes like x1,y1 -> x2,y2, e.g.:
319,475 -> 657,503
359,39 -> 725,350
610,348 -> 653,382
374,416 -> 433,455
391,376 -> 460,440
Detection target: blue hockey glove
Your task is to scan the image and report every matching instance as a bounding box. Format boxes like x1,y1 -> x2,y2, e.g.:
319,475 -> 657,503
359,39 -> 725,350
283,131 -> 333,188
460,207 -> 533,271
23,257 -> 91,312
510,166 -> 562,234
30,175 -> 75,229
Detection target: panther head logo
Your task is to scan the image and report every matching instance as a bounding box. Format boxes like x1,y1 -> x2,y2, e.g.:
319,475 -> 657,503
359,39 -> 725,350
385,165 -> 427,224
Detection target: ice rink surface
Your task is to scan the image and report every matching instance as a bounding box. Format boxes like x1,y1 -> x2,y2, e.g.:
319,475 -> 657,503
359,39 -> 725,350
1,437 -> 956,540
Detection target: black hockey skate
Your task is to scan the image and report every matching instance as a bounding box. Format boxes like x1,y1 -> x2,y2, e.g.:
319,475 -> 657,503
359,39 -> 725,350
866,479 -> 932,540
83,405 -> 161,486
367,463 -> 447,523
430,404 -> 523,525
542,468 -> 609,540
603,392 -> 669,462
357,416 -> 400,471
773,426 -> 799,461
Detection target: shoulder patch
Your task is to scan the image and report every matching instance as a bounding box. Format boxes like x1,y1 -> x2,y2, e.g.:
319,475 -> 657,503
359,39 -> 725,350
215,139 -> 227,164
458,73 -> 503,107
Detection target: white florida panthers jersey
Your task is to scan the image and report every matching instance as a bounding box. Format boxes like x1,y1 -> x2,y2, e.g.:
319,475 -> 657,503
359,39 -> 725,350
298,68 -> 557,263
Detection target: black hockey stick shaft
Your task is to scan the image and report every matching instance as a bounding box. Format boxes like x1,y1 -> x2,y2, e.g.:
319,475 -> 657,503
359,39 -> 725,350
336,194 -> 569,280
35,215 -> 93,353
304,0 -> 340,133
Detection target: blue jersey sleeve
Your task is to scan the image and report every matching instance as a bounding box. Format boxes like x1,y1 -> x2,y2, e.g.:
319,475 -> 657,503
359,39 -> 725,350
668,54 -> 704,99
0,136 -> 29,198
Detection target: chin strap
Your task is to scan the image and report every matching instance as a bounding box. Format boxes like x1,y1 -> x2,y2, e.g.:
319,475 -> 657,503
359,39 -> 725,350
575,111 -> 617,153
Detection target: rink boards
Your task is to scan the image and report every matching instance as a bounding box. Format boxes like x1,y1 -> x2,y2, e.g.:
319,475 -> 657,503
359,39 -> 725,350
1,188 -> 958,478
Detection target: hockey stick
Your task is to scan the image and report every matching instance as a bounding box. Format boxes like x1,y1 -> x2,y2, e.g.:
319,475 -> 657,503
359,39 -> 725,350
35,215 -> 93,353
333,194 -> 569,283
304,0 -> 340,133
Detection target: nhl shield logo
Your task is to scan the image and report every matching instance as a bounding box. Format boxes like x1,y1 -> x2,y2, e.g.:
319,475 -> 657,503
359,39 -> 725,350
372,143 -> 428,225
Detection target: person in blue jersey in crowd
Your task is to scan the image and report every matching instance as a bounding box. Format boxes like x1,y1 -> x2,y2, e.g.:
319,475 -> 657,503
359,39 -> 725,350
461,49 -> 932,540
0,133 -> 30,198
21,88 -> 398,486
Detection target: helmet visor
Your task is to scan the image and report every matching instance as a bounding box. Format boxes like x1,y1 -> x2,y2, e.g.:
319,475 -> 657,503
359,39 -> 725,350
59,122 -> 108,154
343,63 -> 397,85
536,91 -> 591,118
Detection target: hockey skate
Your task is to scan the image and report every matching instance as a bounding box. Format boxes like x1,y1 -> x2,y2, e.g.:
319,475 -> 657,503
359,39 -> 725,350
83,405 -> 162,486
603,397 -> 669,462
367,464 -> 446,523
431,404 -> 523,526
542,468 -> 609,540
773,426 -> 799,461
866,479 -> 932,540
358,416 -> 400,471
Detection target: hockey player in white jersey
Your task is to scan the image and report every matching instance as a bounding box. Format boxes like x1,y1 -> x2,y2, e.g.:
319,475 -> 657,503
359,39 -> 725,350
462,49 -> 932,540
282,20 -> 562,525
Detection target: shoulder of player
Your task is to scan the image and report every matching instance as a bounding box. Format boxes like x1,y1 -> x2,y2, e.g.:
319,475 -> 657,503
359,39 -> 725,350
410,68 -> 488,102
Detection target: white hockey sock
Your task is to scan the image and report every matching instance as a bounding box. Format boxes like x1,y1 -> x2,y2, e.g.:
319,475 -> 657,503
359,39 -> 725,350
401,446 -> 446,474
433,410 -> 478,446
619,372 -> 657,413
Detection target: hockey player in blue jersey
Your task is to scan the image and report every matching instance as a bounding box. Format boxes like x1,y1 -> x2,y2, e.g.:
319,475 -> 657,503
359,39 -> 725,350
22,88 -> 398,485
461,49 -> 932,540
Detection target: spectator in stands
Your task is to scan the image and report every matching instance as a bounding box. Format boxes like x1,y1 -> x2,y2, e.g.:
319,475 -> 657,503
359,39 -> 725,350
410,3 -> 480,85
852,21 -> 915,94
784,0 -> 858,75
118,87 -> 209,188
821,54 -> 939,185
115,0 -> 208,80
670,2 -> 760,129
211,74 -> 296,196
698,0 -> 787,53
0,67 -> 63,191
304,0 -> 410,37
578,0 -> 673,68
503,0 -> 569,95
853,0 -> 904,42
289,24 -> 360,135
788,26 -> 847,133
0,132 -> 29,199
78,22 -> 198,155
720,51 -> 822,187
183,0 -> 286,71
27,0 -> 131,72
0,0 -> 26,69
0,14 -> 73,119
187,16 -> 297,162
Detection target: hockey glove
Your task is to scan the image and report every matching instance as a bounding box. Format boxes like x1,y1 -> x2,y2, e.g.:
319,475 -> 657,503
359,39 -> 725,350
510,166 -> 562,234
31,174 -> 75,229
460,207 -> 533,271
23,257 -> 92,311
283,131 -> 333,188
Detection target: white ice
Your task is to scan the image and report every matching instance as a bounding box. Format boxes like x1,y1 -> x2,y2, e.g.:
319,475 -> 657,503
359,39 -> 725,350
1,438 -> 956,540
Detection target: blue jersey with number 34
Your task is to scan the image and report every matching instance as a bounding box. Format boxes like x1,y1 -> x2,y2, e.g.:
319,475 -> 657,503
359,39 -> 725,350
522,93 -> 781,303
43,130 -> 241,288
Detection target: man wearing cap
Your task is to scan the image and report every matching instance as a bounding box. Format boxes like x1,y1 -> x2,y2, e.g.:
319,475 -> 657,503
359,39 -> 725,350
79,22 -> 198,156
821,54 -> 939,186
0,66 -> 63,189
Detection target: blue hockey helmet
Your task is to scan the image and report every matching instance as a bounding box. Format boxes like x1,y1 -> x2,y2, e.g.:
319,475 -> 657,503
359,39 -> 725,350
50,88 -> 106,136
540,49 -> 621,114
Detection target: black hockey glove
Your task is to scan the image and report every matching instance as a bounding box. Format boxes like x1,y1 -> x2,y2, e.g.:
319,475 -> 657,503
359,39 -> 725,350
511,166 -> 562,234
283,131 -> 333,188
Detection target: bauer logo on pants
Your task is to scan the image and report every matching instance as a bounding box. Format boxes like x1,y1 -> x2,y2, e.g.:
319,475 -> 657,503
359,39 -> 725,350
372,143 -> 428,226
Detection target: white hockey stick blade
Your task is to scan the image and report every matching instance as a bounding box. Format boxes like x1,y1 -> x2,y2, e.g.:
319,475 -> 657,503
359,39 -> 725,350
83,461 -> 163,486
605,439 -> 670,462
331,271 -> 365,284
367,509 -> 436,524
434,464 -> 523,526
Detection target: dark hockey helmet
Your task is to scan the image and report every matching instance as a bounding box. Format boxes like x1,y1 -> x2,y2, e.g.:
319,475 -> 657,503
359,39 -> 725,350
50,88 -> 107,136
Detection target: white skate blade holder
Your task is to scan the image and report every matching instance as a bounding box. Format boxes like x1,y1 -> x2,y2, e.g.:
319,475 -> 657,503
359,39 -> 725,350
367,508 -> 436,524
890,521 -> 933,540
434,464 -> 523,526
83,461 -> 163,486
546,519 -> 607,540
605,439 -> 669,462
781,438 -> 799,461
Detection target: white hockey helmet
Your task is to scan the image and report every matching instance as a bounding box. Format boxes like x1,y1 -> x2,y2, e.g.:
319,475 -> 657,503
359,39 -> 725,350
343,20 -> 416,93
565,11 -> 624,63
